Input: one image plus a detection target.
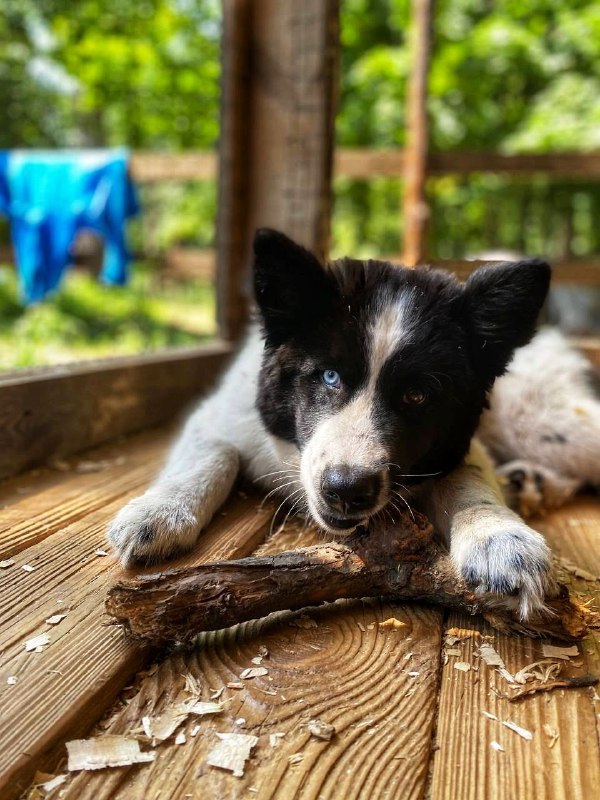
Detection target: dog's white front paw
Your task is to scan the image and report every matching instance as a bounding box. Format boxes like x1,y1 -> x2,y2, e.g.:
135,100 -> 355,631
451,509 -> 556,619
107,490 -> 200,567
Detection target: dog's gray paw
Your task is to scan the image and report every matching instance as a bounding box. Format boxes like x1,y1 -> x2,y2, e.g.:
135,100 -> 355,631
451,517 -> 556,619
496,460 -> 579,519
107,491 -> 200,567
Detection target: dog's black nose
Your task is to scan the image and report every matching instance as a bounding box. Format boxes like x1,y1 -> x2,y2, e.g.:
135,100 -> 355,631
321,466 -> 382,515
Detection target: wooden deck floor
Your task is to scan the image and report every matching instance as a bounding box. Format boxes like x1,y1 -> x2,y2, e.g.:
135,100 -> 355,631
1,427 -> 599,800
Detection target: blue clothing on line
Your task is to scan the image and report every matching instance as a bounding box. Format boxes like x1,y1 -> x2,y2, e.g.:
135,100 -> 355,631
0,148 -> 140,303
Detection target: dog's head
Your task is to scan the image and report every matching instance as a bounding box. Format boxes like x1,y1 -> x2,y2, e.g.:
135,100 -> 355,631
253,229 -> 550,535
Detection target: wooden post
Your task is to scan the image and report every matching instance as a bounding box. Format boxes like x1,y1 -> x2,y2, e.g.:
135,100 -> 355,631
402,0 -> 434,266
216,0 -> 339,341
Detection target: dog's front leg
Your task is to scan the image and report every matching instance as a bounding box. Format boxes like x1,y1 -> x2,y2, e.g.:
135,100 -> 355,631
425,441 -> 556,618
107,406 -> 240,567
107,332 -> 270,567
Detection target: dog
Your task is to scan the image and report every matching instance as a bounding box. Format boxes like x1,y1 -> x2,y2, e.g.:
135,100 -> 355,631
108,229 -> 600,619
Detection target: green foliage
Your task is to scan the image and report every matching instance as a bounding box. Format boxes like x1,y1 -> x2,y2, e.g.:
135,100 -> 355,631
0,264 -> 215,370
333,0 -> 600,259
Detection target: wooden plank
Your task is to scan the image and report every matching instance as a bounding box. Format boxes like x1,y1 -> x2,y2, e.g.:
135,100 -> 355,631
0,429 -> 171,559
0,341 -> 232,481
335,149 -> 600,179
0,443 -> 274,800
216,0 -> 253,341
162,246 -> 215,281
429,497 -> 600,800
53,516 -> 445,800
217,0 -> 339,342
130,152 -> 217,182
402,0 -> 434,266
126,148 -> 600,183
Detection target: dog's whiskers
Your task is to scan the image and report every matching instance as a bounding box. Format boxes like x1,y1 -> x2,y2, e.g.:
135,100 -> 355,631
260,479 -> 302,507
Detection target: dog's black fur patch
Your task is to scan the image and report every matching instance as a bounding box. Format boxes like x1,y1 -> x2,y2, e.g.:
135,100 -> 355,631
253,229 -> 550,483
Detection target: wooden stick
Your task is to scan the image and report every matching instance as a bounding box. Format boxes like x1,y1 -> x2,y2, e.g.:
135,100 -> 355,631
106,510 -> 595,645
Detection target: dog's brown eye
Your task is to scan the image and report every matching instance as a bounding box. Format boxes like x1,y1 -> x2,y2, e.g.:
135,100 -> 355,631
403,388 -> 427,406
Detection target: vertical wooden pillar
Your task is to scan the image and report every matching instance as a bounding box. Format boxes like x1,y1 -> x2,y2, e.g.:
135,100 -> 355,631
402,0 -> 434,267
217,0 -> 339,341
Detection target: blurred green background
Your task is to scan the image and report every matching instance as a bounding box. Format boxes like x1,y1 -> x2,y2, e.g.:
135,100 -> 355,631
1,0 -> 600,369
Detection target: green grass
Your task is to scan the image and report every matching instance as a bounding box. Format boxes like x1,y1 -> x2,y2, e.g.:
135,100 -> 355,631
0,263 -> 216,371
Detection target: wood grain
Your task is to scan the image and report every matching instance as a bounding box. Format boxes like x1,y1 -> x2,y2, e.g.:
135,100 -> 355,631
55,519 -> 445,800
429,497 -> 600,800
0,429 -> 170,558
402,0 -> 433,266
0,436 -> 274,800
128,148 -> 600,183
0,342 -> 232,481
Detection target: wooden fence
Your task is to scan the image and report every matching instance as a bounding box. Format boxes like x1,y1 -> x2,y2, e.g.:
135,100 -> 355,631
129,148 -> 600,285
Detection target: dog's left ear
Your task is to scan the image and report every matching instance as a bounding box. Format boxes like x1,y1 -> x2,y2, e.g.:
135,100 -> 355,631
253,228 -> 335,344
463,258 -> 551,384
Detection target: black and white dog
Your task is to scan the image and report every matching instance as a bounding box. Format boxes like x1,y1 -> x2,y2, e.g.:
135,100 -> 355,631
108,229 -> 600,618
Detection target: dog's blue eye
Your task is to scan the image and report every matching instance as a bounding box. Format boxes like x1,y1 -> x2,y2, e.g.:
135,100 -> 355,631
322,369 -> 341,389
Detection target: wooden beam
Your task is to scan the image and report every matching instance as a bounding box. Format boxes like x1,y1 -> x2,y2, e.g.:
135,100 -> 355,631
126,148 -> 600,183
216,0 -> 339,341
402,0 -> 434,266
216,0 -> 253,342
0,343 -> 232,481
129,152 -> 216,182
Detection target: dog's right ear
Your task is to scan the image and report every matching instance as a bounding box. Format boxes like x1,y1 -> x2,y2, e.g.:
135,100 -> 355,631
253,228 -> 335,344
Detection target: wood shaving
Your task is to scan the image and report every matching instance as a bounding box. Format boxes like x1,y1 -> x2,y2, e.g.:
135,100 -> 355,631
67,736 -> 155,771
175,731 -> 186,745
210,687 -> 224,700
446,627 -> 481,643
22,564 -> 35,572
501,720 -> 533,740
240,667 -> 268,680
42,774 -> 67,793
227,682 -> 245,690
288,753 -> 304,765
513,659 -> 562,685
206,733 -> 258,777
289,615 -> 318,629
235,718 -> 246,726
269,732 -> 285,748
444,648 -> 462,657
94,549 -> 110,557
7,675 -> 17,685
45,614 -> 67,625
25,632 -> 50,652
506,674 -> 598,702
141,708 -> 189,744
477,642 -> 506,669
482,711 -> 498,721
308,719 -> 335,741
0,559 -> 14,569
378,617 -> 408,630
490,741 -> 505,752
186,700 -> 227,716
407,671 -> 420,677
357,622 -> 367,632
190,725 -> 201,737
258,645 -> 269,658
251,656 -> 263,665
183,673 -> 202,697
543,724 -> 559,748
453,662 -> 471,672
542,644 -> 579,660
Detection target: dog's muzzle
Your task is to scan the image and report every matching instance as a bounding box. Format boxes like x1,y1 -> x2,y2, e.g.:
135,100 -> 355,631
319,465 -> 383,526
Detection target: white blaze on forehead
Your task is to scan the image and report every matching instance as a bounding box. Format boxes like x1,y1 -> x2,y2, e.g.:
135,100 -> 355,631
367,294 -> 413,388
300,293 -> 414,510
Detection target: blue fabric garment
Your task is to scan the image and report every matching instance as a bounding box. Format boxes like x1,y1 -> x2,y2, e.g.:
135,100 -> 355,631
0,148 -> 140,303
